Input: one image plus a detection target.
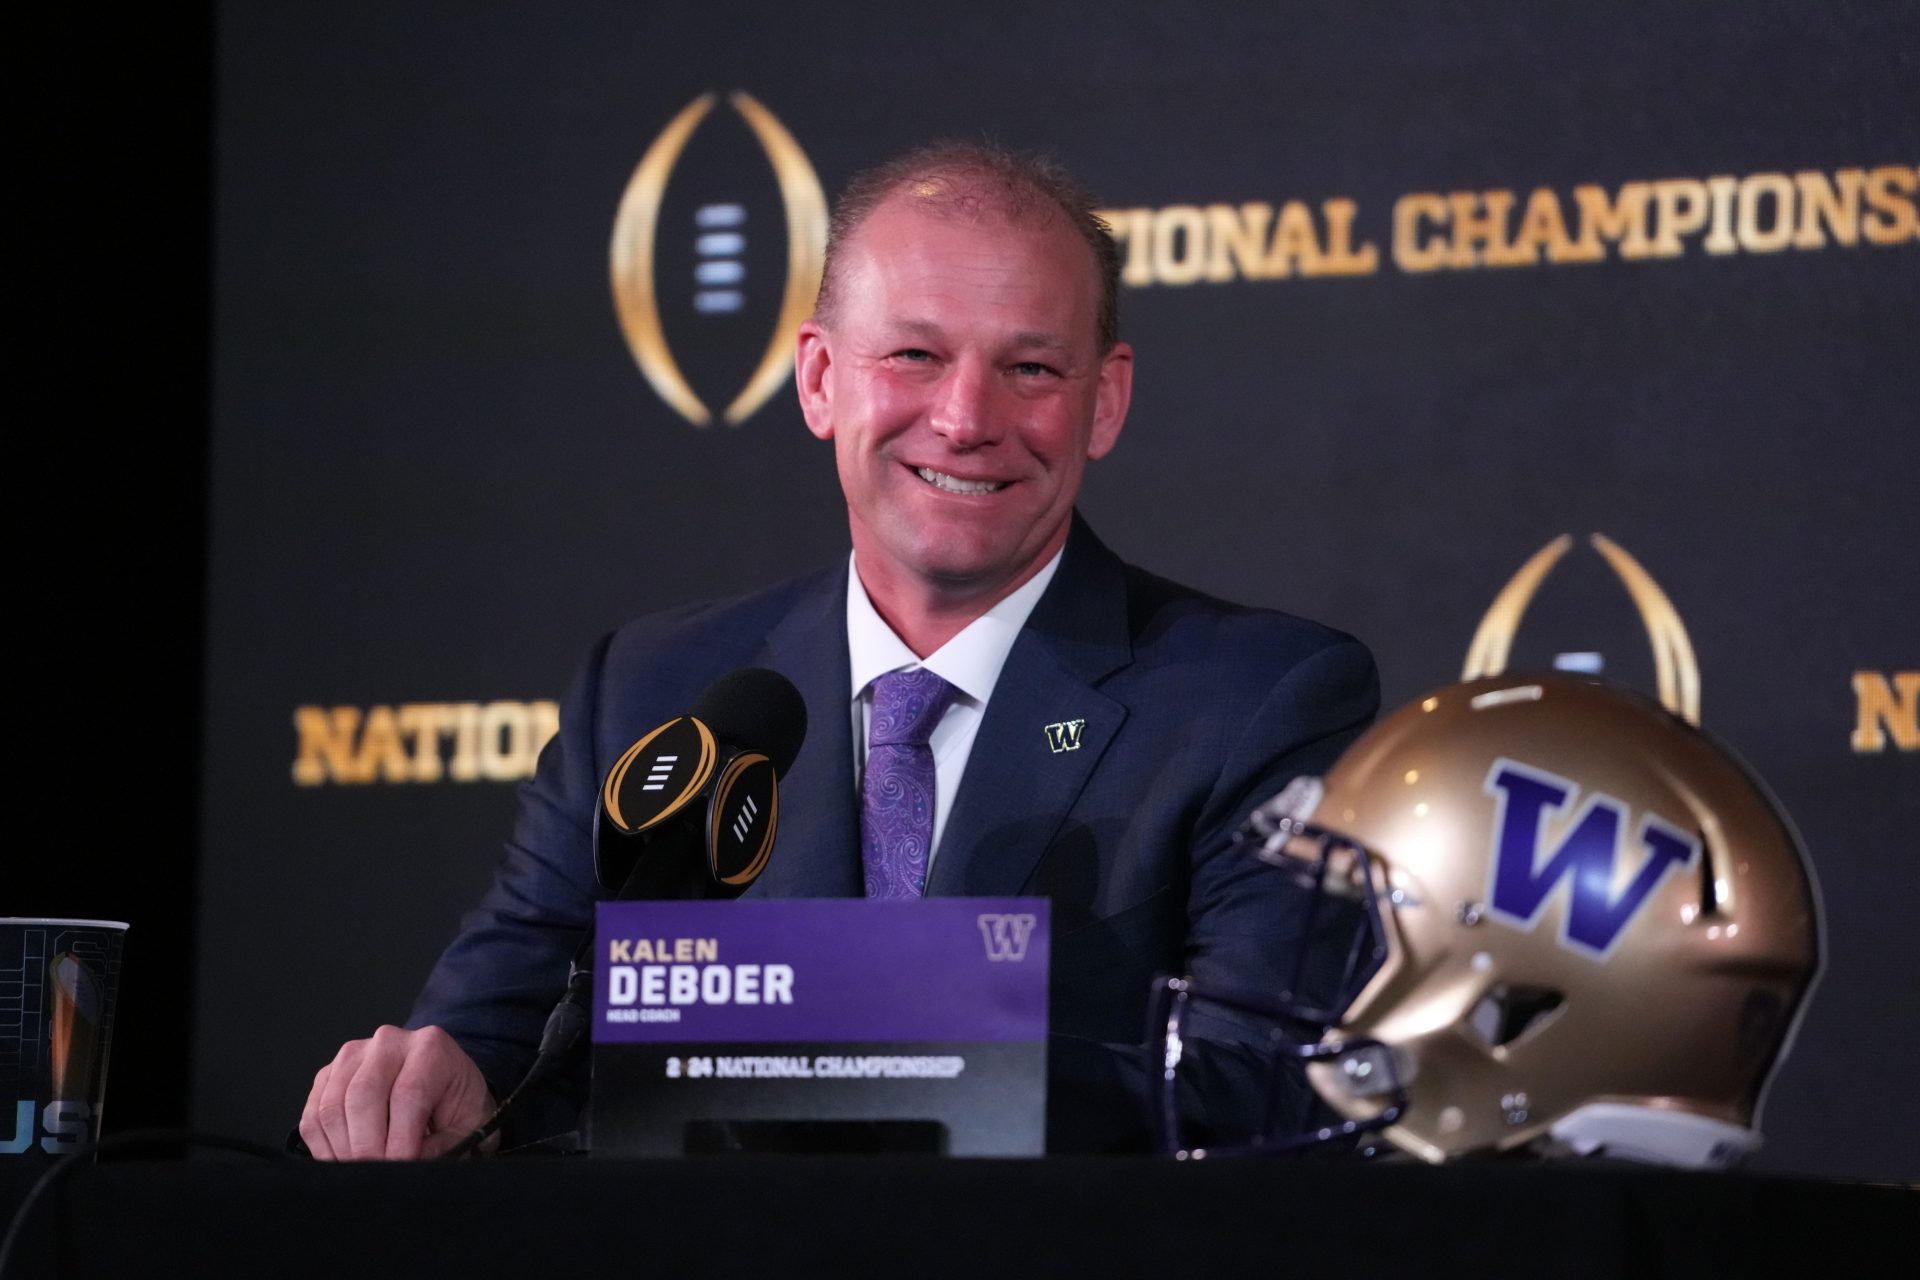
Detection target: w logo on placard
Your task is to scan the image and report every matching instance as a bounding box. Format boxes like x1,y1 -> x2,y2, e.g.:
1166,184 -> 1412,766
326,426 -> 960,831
1484,759 -> 1701,957
977,914 -> 1038,961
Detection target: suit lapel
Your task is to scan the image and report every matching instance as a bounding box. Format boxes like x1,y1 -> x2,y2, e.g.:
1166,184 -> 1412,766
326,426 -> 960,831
748,564 -> 863,897
927,518 -> 1134,897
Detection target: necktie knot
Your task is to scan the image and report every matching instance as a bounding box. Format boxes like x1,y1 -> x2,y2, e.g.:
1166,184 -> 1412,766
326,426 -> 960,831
868,668 -> 957,748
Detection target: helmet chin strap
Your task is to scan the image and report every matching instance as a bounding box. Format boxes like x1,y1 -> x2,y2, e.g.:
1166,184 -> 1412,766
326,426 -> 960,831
1547,1103 -> 1761,1169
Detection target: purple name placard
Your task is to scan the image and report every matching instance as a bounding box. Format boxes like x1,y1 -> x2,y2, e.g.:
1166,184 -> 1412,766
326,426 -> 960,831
592,898 -> 1050,1045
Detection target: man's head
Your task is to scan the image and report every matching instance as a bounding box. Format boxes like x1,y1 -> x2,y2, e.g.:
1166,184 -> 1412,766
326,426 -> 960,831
795,143 -> 1134,634
814,142 -> 1123,354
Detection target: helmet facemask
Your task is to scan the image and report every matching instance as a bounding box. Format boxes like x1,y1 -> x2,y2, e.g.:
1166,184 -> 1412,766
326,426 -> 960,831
1148,814 -> 1408,1158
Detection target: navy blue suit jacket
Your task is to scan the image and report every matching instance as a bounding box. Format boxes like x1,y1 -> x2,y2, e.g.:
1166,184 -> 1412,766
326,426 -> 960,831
409,517 -> 1378,1151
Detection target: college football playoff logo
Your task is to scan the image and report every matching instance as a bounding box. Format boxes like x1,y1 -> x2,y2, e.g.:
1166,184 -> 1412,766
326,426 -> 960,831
609,92 -> 827,427
1464,533 -> 1700,724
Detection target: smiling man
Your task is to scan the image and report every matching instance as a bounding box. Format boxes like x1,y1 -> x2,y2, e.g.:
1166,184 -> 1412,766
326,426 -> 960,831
795,166 -> 1132,656
301,143 -> 1379,1158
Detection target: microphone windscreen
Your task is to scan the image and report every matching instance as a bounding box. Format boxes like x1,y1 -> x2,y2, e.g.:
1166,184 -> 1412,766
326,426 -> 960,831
690,667 -> 808,776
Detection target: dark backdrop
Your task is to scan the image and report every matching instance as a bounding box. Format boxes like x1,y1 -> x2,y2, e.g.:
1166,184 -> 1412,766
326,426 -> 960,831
19,5 -> 211,1144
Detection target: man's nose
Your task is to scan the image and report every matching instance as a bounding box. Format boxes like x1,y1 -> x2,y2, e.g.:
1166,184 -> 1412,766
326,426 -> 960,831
928,359 -> 1003,448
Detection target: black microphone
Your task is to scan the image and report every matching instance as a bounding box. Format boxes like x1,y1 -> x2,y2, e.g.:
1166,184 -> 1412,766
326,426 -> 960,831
439,668 -> 807,1159
595,667 -> 808,900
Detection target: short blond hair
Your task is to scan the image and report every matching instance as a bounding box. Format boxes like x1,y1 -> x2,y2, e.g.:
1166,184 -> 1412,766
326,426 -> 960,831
813,140 -> 1121,352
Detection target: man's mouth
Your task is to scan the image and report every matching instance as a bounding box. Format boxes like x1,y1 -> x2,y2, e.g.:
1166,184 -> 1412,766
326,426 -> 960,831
914,466 -> 1007,495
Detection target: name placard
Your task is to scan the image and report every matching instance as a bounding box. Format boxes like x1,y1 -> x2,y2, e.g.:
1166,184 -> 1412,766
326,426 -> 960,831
589,898 -> 1049,1156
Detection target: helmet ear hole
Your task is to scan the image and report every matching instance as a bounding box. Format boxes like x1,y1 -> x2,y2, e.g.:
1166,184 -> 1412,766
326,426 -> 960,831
1696,833 -> 1722,918
1467,983 -> 1566,1048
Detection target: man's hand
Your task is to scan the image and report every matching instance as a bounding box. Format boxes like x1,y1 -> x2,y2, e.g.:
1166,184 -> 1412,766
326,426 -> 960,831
300,1024 -> 499,1160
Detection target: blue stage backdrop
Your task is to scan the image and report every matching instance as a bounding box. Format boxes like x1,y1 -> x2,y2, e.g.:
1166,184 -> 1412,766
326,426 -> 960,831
194,1 -> 1916,1177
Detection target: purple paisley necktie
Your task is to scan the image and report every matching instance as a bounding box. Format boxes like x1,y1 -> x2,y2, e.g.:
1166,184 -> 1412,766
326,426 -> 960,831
861,668 -> 959,898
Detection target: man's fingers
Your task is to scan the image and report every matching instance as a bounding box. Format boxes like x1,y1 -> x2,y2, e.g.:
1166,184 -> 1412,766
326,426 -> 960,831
411,1028 -> 497,1159
384,1029 -> 462,1160
383,1074 -> 432,1160
299,1061 -> 339,1160
310,1038 -> 372,1161
301,1025 -> 492,1161
341,1025 -> 415,1158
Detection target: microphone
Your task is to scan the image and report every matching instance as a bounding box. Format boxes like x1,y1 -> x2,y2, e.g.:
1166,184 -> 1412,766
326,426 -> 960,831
595,667 -> 808,900
440,668 -> 808,1159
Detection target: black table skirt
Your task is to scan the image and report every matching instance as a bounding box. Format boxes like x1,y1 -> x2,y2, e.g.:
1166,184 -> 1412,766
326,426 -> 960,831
6,1153 -> 1910,1278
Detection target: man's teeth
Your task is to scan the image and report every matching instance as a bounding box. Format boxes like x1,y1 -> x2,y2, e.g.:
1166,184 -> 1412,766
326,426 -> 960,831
916,467 -> 1005,494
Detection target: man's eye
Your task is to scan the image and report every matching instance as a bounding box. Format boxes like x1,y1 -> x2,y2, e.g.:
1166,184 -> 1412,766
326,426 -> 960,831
1012,361 -> 1058,378
892,348 -> 934,362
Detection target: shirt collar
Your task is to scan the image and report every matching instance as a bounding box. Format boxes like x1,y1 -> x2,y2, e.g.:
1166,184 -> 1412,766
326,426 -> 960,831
845,547 -> 1065,706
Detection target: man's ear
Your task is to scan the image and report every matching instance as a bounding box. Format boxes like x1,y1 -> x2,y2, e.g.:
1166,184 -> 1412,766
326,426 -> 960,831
1086,340 -> 1133,461
795,319 -> 835,441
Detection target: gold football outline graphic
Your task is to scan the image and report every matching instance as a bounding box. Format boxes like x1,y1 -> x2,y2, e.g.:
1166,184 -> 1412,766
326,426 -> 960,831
1464,533 -> 1700,724
610,92 -> 828,427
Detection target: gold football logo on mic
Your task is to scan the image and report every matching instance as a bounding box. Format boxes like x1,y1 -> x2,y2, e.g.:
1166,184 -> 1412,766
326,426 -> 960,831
1464,533 -> 1701,724
610,93 -> 828,427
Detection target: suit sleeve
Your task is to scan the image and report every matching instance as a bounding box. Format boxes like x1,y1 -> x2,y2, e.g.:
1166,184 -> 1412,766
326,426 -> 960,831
1049,636 -> 1380,1152
1184,636 -> 1381,1012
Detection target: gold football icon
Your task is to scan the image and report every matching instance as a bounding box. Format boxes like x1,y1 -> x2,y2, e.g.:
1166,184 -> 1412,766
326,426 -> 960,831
610,92 -> 827,427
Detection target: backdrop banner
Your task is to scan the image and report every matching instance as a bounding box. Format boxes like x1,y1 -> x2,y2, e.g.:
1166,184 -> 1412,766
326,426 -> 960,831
196,1 -> 1917,1177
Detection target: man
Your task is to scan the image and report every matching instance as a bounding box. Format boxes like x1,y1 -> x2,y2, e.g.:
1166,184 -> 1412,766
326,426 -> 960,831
300,142 -> 1378,1158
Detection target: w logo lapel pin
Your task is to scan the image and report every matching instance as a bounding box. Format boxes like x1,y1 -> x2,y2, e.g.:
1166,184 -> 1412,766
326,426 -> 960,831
1043,719 -> 1086,753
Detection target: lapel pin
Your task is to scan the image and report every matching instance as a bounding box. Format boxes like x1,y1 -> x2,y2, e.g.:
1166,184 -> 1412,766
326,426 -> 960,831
1043,719 -> 1086,753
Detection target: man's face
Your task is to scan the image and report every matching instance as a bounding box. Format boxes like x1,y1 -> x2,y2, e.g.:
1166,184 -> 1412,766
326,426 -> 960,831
795,192 -> 1132,611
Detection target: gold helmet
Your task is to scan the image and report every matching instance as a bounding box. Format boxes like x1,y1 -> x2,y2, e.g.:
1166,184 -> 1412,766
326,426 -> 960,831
1152,674 -> 1821,1166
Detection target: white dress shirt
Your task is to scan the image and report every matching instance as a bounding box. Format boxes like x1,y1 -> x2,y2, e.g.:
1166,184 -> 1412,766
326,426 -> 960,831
844,547 -> 1064,872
